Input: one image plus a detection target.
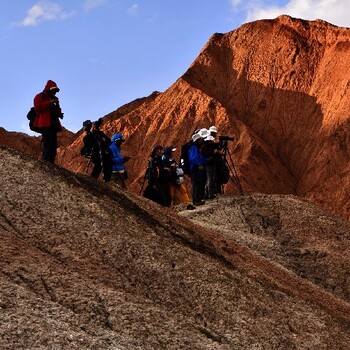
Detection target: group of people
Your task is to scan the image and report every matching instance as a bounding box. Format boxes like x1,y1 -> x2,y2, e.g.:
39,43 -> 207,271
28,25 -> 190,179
80,118 -> 131,188
32,80 -> 230,208
142,145 -> 195,210
142,126 -> 230,209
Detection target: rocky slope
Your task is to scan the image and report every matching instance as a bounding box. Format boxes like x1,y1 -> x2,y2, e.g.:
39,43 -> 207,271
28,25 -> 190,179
1,146 -> 350,349
0,126 -> 75,160
53,15 -> 350,221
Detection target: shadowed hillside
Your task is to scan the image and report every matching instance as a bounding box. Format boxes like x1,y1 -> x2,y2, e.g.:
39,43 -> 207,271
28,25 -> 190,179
1,146 -> 350,349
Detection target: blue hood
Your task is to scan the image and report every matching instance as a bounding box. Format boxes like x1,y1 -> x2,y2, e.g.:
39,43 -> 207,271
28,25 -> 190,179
111,133 -> 124,143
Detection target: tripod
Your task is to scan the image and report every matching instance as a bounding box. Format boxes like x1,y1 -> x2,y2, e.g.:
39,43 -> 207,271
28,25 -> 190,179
221,141 -> 244,195
139,160 -> 152,195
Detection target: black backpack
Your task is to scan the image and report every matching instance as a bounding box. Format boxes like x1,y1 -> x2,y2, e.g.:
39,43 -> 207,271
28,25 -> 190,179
27,107 -> 37,131
80,132 -> 95,158
180,140 -> 192,175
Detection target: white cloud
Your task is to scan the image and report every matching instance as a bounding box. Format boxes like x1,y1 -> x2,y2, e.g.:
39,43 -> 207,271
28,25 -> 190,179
127,4 -> 139,16
245,0 -> 350,28
230,0 -> 243,7
20,1 -> 72,27
84,0 -> 107,12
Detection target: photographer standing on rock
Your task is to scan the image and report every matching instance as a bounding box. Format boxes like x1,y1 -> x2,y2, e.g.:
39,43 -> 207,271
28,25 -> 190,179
33,80 -> 64,163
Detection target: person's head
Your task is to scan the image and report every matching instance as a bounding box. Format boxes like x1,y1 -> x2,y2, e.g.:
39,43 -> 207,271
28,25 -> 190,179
83,120 -> 92,132
151,145 -> 163,158
199,128 -> 210,139
192,133 -> 203,145
209,125 -> 218,136
162,146 -> 176,159
44,80 -> 60,97
204,135 -> 215,143
93,118 -> 103,130
112,133 -> 125,144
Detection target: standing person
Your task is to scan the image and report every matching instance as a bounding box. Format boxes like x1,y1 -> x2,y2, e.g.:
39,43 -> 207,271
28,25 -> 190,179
208,125 -> 222,195
188,133 -> 207,206
90,118 -> 112,182
202,135 -> 216,199
143,145 -> 166,206
162,146 -> 195,210
33,80 -> 64,163
109,133 -> 131,189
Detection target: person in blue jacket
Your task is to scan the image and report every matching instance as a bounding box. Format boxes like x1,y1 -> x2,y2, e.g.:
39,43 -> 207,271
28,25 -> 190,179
109,133 -> 131,189
188,132 -> 208,205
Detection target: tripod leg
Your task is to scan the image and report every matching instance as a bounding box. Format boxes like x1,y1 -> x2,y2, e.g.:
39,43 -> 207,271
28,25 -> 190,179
224,148 -> 244,195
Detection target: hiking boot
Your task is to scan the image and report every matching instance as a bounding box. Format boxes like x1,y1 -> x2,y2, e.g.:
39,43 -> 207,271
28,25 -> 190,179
186,204 -> 196,210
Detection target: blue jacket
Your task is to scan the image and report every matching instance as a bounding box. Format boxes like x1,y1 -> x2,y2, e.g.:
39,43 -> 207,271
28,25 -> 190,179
110,134 -> 125,171
188,144 -> 206,173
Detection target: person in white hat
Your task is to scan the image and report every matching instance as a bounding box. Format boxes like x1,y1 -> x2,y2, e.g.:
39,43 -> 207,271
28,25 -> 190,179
188,133 -> 207,206
199,128 -> 210,139
209,126 -> 218,138
202,135 -> 218,199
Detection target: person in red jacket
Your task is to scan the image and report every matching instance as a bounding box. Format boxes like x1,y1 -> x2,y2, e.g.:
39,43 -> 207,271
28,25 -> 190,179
33,80 -> 64,163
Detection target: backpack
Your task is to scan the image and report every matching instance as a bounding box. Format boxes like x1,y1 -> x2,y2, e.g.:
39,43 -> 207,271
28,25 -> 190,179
176,167 -> 185,185
27,107 -> 38,132
180,140 -> 192,175
80,132 -> 95,158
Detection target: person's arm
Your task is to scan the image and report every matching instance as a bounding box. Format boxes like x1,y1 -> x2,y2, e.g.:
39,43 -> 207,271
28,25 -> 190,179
34,93 -> 56,113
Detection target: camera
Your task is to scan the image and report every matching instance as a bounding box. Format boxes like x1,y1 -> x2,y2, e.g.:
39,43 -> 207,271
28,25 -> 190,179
219,135 -> 235,142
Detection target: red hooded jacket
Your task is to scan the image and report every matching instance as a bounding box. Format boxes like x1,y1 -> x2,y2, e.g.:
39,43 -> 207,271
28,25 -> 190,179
33,80 -> 63,132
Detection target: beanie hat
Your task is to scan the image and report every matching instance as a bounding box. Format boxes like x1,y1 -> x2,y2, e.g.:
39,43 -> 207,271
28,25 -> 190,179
44,80 -> 60,92
162,146 -> 176,156
83,120 -> 92,131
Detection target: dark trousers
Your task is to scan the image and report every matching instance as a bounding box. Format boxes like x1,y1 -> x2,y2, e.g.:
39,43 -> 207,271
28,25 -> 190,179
41,130 -> 57,163
205,164 -> 217,198
91,152 -> 112,182
190,168 -> 206,204
111,171 -> 127,189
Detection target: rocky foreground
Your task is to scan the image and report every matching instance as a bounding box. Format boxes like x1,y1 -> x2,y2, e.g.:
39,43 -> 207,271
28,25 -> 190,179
1,146 -> 350,349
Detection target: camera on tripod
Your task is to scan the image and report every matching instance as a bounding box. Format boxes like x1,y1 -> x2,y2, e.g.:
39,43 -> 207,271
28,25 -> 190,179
219,135 -> 235,142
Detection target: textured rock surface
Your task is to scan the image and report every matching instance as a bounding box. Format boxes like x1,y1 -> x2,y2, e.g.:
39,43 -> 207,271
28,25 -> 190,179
0,126 -> 75,160
1,146 -> 350,349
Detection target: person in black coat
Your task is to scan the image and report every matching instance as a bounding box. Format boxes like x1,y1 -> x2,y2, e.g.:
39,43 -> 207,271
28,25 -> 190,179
81,118 -> 112,182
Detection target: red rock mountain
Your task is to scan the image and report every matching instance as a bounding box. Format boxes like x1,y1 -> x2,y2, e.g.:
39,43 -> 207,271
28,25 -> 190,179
58,15 -> 350,220
2,15 -> 349,220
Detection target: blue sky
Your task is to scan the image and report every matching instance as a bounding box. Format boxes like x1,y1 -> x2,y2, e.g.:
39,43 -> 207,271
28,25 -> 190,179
0,0 -> 349,134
